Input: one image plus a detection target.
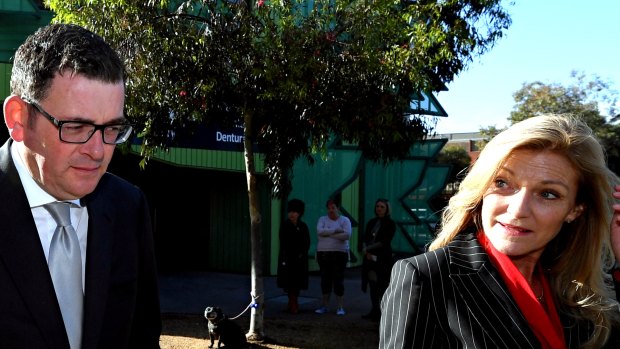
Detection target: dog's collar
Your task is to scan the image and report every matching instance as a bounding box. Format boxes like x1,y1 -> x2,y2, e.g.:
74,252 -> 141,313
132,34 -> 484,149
208,317 -> 222,323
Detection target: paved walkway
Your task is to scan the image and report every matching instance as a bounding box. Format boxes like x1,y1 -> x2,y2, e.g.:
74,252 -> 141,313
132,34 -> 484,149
159,267 -> 374,319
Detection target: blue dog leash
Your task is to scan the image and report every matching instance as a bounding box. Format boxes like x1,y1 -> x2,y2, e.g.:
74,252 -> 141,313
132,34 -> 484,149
228,293 -> 261,320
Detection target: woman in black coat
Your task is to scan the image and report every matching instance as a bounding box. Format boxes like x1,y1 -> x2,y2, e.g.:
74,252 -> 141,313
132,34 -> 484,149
361,198 -> 396,321
277,199 -> 311,314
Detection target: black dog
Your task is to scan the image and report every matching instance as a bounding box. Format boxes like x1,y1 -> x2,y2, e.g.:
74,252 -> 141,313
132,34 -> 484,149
204,306 -> 248,348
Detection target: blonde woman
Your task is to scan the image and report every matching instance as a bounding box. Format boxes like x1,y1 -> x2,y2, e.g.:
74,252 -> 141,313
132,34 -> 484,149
380,115 -> 620,348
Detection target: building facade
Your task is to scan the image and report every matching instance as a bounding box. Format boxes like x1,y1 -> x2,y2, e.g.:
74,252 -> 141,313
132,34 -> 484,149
0,0 -> 453,275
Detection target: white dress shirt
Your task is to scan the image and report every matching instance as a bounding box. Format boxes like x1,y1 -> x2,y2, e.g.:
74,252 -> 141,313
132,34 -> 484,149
10,142 -> 88,290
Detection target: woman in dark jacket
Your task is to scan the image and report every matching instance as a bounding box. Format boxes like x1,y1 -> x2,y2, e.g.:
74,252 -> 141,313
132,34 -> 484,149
361,198 -> 396,321
277,199 -> 311,314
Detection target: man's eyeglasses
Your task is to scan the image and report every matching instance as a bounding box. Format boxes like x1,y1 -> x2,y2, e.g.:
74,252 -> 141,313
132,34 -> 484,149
23,98 -> 133,145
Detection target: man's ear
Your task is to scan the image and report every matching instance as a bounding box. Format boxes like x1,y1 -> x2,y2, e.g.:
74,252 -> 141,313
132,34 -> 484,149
3,95 -> 28,142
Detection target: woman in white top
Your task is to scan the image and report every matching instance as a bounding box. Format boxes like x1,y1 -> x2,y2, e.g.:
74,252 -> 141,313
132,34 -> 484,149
315,199 -> 352,315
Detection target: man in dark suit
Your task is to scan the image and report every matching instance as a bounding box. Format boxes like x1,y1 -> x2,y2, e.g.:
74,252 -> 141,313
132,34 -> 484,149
0,24 -> 161,348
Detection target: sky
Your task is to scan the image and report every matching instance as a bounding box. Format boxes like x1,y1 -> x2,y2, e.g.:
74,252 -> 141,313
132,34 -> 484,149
433,0 -> 620,134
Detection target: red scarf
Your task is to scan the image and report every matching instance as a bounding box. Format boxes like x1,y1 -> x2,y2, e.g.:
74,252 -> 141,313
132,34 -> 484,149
478,231 -> 566,349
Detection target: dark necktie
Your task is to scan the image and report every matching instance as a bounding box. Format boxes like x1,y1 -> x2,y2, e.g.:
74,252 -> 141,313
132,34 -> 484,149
45,202 -> 83,349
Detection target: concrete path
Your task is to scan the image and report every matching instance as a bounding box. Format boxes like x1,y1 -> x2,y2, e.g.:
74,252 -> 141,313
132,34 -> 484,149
159,267 -> 374,319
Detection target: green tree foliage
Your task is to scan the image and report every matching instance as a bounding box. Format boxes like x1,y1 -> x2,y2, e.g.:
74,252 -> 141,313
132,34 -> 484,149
48,0 -> 511,197
436,144 -> 471,188
477,124 -> 503,148
47,0 -> 512,338
509,72 -> 620,173
430,144 -> 471,215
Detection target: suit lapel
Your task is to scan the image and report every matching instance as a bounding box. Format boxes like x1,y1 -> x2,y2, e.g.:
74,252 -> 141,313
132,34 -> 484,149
81,188 -> 113,349
0,140 -> 70,348
447,233 -> 541,348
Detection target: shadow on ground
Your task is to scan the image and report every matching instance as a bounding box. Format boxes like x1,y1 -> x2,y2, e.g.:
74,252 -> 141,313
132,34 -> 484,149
161,310 -> 379,349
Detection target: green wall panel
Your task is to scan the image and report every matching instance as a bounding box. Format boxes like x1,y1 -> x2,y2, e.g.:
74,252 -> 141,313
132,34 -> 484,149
131,145 -> 265,173
0,63 -> 10,100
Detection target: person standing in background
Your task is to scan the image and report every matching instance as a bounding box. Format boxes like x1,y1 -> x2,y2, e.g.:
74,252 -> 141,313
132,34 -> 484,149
361,198 -> 396,322
315,199 -> 352,316
0,24 -> 161,348
277,199 -> 311,314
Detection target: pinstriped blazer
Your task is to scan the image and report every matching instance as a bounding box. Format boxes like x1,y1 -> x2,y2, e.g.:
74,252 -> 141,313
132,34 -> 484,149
379,232 -> 619,349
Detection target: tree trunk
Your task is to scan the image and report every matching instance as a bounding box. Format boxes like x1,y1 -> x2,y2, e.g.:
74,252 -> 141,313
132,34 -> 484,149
242,110 -> 265,340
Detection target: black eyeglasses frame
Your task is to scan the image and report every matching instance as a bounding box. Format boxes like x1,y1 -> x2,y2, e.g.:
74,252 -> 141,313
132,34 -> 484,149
22,97 -> 133,145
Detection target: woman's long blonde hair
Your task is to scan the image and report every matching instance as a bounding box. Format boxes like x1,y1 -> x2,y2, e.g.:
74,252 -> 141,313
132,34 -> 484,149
430,114 -> 619,348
